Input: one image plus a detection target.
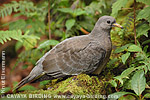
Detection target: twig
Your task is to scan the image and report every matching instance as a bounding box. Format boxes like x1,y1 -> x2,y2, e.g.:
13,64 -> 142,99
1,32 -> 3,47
80,27 -> 89,34
48,0 -> 51,40
133,0 -> 137,45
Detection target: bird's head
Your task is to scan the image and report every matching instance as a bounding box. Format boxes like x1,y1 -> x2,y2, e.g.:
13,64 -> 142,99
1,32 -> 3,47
95,16 -> 123,30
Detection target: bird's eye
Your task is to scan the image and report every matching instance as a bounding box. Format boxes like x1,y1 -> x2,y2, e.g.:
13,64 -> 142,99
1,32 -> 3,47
107,20 -> 111,24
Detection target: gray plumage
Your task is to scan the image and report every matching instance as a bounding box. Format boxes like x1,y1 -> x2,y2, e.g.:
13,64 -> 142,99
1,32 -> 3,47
13,16 -> 123,91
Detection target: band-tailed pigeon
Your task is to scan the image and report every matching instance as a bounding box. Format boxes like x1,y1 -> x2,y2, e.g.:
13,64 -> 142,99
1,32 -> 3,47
13,16 -> 123,91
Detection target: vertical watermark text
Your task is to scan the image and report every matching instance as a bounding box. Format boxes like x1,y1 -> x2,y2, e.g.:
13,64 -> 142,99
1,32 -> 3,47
1,51 -> 6,98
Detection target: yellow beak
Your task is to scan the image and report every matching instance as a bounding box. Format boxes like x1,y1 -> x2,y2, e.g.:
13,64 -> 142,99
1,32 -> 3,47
112,23 -> 123,29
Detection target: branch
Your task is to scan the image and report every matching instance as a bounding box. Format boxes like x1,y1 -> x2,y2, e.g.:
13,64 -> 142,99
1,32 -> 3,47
133,0 -> 137,45
80,27 -> 89,34
48,0 -> 51,40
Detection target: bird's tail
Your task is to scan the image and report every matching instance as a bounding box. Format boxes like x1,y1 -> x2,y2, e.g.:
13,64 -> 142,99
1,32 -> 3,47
13,65 -> 44,92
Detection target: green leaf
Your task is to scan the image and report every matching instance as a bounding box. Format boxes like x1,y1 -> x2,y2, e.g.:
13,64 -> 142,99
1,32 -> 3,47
114,46 -> 126,53
110,80 -> 117,87
124,79 -> 132,90
136,0 -> 150,5
108,58 -> 118,68
9,19 -> 26,30
114,76 -> 124,85
57,8 -> 73,14
15,41 -> 23,51
0,30 -> 23,44
40,80 -> 50,87
73,8 -> 86,17
19,85 -> 37,91
143,45 -> 149,52
114,44 -> 132,53
21,31 -> 39,50
22,64 -> 28,69
121,52 -> 130,64
119,94 -> 136,100
0,87 -> 11,94
111,0 -> 128,17
114,67 -> 136,86
147,63 -> 150,71
131,70 -> 146,95
38,40 -> 59,49
136,65 -> 146,71
23,35 -> 39,50
142,39 -> 150,45
121,67 -> 136,78
128,45 -> 142,52
57,8 -> 86,17
23,35 -> 40,40
137,23 -> 150,38
65,19 -> 76,31
137,6 -> 150,23
108,92 -> 134,100
141,65 -> 148,74
143,93 -> 150,98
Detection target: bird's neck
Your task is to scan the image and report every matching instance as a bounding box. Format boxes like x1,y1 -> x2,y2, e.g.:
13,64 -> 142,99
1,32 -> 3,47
89,27 -> 112,52
89,27 -> 111,40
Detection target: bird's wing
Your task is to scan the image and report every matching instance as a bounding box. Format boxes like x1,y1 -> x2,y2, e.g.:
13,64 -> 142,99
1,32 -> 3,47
37,36 -> 106,78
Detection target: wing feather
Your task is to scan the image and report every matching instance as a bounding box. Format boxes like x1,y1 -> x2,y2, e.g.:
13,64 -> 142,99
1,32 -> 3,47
37,35 -> 106,77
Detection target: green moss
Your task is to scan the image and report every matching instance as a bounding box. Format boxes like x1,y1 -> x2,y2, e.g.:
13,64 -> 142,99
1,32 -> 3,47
46,74 -> 105,95
20,74 -> 113,99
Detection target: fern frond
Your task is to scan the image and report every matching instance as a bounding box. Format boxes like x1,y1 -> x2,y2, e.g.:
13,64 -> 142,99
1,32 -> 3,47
0,1 -> 36,18
125,15 -> 134,32
0,30 -> 40,44
0,30 -> 23,44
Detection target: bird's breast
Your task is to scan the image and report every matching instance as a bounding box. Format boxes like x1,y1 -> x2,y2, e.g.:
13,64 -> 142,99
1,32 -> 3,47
98,36 -> 112,51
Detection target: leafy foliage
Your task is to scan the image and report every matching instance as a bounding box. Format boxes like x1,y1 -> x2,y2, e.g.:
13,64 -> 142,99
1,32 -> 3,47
109,0 -> 150,99
0,30 -> 22,44
0,1 -> 36,18
121,52 -> 130,64
111,43 -> 150,99
0,0 -> 150,99
137,6 -> 150,23
136,23 -> 150,38
107,92 -> 135,100
38,40 -> 60,49
0,30 -> 39,44
65,19 -> 76,31
111,0 -> 128,17
136,0 -> 150,5
58,8 -> 86,17
84,0 -> 107,15
131,70 -> 146,95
